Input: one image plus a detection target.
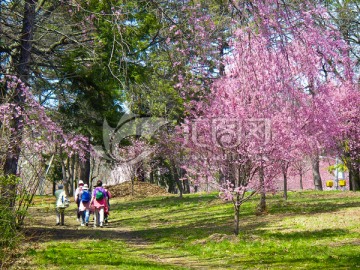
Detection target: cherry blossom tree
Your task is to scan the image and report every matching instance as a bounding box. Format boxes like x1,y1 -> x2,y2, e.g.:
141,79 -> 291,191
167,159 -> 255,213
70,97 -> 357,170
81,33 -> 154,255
178,0 -> 359,235
0,76 -> 90,225
290,158 -> 311,190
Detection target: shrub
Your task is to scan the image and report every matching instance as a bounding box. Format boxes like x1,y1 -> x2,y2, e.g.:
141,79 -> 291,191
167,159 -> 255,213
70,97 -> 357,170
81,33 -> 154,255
0,175 -> 24,267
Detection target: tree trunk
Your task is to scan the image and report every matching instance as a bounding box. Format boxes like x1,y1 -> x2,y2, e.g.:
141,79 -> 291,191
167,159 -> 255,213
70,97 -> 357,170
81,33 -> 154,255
52,181 -> 56,196
69,155 -> 75,196
170,161 -> 183,198
150,171 -> 154,184
282,161 -> 289,200
218,3 -> 227,77
137,165 -> 145,182
2,0 -> 37,207
299,171 -> 303,190
283,172 -> 287,200
349,162 -> 360,191
60,157 -> 69,196
311,156 -> 323,191
131,176 -> 135,196
234,195 -> 241,235
258,165 -> 266,213
180,167 -> 190,193
79,151 -> 91,185
183,179 -> 190,194
219,169 -> 226,186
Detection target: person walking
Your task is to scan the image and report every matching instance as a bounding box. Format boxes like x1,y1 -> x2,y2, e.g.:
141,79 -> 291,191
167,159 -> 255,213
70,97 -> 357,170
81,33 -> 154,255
103,184 -> 112,224
90,180 -> 106,228
78,184 -> 91,226
54,184 -> 69,226
74,180 -> 84,222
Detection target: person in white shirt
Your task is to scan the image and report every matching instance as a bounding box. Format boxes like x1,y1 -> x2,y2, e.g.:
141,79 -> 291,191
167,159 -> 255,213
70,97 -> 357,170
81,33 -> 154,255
74,180 -> 84,222
54,184 -> 68,225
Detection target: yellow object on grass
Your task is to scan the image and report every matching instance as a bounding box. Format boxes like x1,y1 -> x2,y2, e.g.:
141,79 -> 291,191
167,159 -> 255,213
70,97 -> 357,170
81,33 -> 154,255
326,180 -> 333,187
339,180 -> 346,187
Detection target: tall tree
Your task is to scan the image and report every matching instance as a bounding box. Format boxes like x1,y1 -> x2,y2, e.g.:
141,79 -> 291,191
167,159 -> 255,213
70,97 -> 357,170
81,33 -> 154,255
2,0 -> 37,179
1,1 -> 92,179
178,0 -> 359,234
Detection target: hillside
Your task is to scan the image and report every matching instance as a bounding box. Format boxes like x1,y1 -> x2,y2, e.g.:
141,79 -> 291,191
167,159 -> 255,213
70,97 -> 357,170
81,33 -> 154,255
107,181 -> 170,198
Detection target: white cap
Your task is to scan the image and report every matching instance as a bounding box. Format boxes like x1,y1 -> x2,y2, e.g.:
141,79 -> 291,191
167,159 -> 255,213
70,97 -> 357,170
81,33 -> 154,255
83,184 -> 89,190
78,180 -> 84,185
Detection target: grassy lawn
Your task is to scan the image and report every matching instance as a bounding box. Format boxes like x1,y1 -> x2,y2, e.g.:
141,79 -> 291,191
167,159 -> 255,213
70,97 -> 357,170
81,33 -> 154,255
14,191 -> 360,269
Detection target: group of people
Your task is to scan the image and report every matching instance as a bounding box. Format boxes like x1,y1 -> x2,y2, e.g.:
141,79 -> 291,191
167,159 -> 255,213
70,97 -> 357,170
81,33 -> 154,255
55,179 -> 112,228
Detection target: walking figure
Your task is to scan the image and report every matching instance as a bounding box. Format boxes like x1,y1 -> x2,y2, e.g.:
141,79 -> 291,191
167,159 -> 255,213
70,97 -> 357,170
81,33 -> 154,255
79,184 -> 91,226
55,184 -> 69,226
74,180 -> 84,223
90,180 -> 107,228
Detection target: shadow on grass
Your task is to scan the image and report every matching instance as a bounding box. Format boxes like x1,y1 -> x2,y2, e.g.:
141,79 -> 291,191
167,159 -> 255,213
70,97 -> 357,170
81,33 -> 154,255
265,228 -> 349,240
23,225 -> 142,243
24,211 -> 261,245
112,192 -> 360,223
229,228 -> 360,269
25,194 -> 262,248
269,200 -> 360,215
27,192 -> 360,244
27,239 -> 191,270
115,207 -> 233,227
234,254 -> 360,270
112,193 -> 221,211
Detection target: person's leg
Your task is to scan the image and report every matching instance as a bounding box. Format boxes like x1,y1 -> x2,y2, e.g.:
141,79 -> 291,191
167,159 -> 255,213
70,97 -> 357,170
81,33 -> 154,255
56,208 -> 60,225
80,211 -> 85,226
104,210 -> 108,223
105,202 -> 110,223
99,207 -> 104,227
94,208 -> 99,227
85,209 -> 90,225
76,201 -> 80,221
60,209 -> 65,225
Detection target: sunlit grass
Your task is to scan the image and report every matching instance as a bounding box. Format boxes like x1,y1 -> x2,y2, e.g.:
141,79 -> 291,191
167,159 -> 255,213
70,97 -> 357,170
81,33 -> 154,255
20,190 -> 360,269
27,240 -> 188,270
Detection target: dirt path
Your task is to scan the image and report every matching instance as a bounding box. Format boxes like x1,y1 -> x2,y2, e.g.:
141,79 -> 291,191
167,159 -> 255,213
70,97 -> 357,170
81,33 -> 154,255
24,212 -> 142,243
12,206 -> 213,270
22,206 -> 152,250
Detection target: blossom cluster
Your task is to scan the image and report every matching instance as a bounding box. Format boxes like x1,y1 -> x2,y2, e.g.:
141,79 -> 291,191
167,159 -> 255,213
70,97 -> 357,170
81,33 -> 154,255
0,76 -> 90,161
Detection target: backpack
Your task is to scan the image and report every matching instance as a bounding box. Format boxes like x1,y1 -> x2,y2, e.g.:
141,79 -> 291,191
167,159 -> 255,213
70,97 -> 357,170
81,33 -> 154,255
95,189 -> 104,200
81,190 -> 91,203
63,197 -> 70,208
57,191 -> 70,208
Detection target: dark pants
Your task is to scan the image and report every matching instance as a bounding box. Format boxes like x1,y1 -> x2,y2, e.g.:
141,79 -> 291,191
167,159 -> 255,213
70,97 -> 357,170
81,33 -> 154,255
76,199 -> 81,219
56,207 -> 65,225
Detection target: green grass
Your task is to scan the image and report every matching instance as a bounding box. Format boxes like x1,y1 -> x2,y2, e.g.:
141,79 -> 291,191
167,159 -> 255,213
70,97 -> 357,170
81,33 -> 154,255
15,191 -> 360,269
26,240 -> 187,270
